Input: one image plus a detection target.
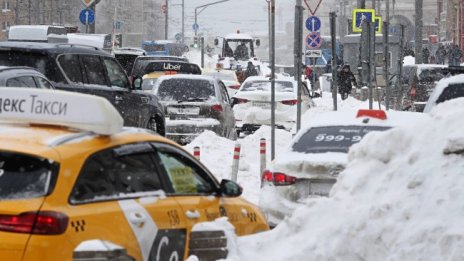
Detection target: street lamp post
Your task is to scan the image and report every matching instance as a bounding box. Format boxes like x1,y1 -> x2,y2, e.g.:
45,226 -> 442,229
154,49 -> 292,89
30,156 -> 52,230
194,0 -> 229,37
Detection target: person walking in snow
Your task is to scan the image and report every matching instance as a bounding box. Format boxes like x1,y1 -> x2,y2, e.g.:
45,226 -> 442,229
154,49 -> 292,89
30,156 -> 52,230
435,44 -> 446,65
422,47 -> 430,64
450,44 -> 463,66
337,64 -> 357,100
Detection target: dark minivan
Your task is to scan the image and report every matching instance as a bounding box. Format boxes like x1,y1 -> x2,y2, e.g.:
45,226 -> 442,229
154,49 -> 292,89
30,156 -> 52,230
0,42 -> 165,135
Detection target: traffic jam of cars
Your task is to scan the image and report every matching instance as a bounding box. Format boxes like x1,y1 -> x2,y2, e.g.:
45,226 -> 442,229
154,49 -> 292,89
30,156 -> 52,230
0,18 -> 463,261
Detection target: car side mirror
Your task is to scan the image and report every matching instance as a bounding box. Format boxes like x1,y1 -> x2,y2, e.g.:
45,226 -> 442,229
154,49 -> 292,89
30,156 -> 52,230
214,38 -> 219,46
255,39 -> 260,47
133,76 -> 143,90
219,179 -> 242,197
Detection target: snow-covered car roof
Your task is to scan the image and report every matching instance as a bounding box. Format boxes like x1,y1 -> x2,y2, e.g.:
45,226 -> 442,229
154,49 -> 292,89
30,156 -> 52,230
225,33 -> 254,41
295,109 -> 428,135
424,74 -> 464,113
113,47 -> 146,55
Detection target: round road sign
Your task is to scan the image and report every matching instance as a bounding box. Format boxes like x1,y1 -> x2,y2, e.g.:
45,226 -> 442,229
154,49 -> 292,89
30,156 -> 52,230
192,23 -> 199,31
79,8 -> 95,25
306,32 -> 323,49
305,16 -> 321,32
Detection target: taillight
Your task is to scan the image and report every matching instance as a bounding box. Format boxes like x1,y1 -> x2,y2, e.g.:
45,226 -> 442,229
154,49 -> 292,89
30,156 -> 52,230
0,211 -> 68,235
211,104 -> 223,112
273,172 -> 297,185
281,99 -> 298,105
229,85 -> 241,90
262,170 -> 273,183
232,98 -> 248,108
261,170 -> 297,186
235,98 -> 248,104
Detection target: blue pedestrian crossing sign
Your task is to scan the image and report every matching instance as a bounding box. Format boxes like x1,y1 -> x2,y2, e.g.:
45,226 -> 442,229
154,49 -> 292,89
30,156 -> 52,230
305,16 -> 321,32
79,8 -> 95,25
352,9 -> 375,33
306,32 -> 323,49
374,16 -> 382,34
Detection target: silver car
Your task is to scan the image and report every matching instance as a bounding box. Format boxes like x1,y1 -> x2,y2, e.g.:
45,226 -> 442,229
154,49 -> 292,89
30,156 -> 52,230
152,75 -> 236,144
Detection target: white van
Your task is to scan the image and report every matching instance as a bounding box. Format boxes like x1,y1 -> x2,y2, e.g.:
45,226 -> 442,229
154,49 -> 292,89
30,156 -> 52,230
8,25 -> 68,43
67,33 -> 113,52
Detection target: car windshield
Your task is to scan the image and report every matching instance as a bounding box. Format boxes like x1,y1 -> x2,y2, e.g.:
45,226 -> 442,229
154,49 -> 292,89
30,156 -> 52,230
154,78 -> 215,102
242,80 -> 294,92
418,68 -> 445,82
0,151 -> 58,200
292,126 -> 390,153
436,83 -> 464,105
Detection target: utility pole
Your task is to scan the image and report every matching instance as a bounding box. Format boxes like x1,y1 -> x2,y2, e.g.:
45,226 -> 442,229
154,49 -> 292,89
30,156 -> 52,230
294,0 -> 303,131
383,21 -> 390,110
165,0 -> 168,40
266,0 -> 271,62
201,37 -> 205,68
330,12 -> 338,111
181,0 -> 184,44
194,0 -> 229,37
270,0 -> 276,160
395,25 -> 405,110
415,0 -> 423,64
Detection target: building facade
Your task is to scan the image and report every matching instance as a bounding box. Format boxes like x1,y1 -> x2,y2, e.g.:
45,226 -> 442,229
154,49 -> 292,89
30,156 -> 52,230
0,0 -> 15,40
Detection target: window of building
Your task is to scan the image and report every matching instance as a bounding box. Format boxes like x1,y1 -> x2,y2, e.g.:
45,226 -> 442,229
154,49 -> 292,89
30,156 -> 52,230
2,1 -> 10,11
2,21 -> 9,32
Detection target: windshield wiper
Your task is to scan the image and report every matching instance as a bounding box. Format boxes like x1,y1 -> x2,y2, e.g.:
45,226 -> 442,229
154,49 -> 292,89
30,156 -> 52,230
177,98 -> 208,103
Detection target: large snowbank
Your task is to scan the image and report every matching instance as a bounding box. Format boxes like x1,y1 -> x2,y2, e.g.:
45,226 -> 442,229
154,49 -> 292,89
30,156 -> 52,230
185,92 -> 372,204
225,98 -> 464,260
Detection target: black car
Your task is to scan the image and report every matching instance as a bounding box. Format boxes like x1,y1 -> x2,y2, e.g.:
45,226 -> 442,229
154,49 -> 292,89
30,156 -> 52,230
0,41 -> 165,135
0,66 -> 54,89
152,75 -> 236,144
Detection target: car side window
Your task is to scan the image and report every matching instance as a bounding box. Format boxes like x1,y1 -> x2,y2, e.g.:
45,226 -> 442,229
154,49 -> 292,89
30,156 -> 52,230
155,144 -> 216,195
103,57 -> 130,88
6,76 -> 37,88
70,143 -> 163,204
219,82 -> 229,103
35,77 -> 54,89
57,54 -> 84,83
81,55 -> 107,86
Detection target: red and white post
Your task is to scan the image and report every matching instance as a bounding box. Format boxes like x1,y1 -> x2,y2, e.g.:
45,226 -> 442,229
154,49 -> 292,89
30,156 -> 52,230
260,138 -> 266,178
193,146 -> 200,161
231,143 -> 241,182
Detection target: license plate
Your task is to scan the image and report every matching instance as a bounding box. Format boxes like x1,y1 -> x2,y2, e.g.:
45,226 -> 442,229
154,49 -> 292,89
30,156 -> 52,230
310,181 -> 334,197
252,101 -> 271,109
167,106 -> 200,115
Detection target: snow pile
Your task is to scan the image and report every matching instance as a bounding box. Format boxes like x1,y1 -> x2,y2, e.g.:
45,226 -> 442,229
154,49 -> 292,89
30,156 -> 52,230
403,55 -> 415,65
185,126 -> 292,204
226,98 -> 464,261
184,50 -> 218,70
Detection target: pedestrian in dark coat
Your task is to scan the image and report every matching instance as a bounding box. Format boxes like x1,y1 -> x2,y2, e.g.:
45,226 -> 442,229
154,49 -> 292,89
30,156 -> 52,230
422,47 -> 430,64
435,44 -> 446,65
451,45 -> 463,66
244,61 -> 258,79
337,64 -> 357,100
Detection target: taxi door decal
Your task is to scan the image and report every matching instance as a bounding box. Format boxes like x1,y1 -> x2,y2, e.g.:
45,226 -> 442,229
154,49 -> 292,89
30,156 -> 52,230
119,199 -> 158,261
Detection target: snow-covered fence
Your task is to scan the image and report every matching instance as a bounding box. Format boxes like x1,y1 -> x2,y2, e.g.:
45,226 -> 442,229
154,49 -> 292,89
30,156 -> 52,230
231,143 -> 241,182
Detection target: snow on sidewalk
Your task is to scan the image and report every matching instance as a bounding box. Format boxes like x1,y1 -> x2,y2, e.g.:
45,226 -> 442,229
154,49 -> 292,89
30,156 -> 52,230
224,98 -> 464,261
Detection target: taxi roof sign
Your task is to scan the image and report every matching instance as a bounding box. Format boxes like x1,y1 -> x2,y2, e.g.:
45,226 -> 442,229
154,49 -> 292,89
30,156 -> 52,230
0,88 -> 123,135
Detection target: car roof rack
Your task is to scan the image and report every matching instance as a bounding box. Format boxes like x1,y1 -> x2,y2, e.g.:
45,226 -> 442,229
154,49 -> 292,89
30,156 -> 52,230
54,43 -> 100,50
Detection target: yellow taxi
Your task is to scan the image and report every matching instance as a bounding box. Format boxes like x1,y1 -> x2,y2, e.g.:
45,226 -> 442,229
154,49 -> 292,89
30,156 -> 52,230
0,88 -> 269,260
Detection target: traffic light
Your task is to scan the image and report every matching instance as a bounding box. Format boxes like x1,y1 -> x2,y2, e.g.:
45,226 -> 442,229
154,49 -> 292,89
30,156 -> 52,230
193,37 -> 199,48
